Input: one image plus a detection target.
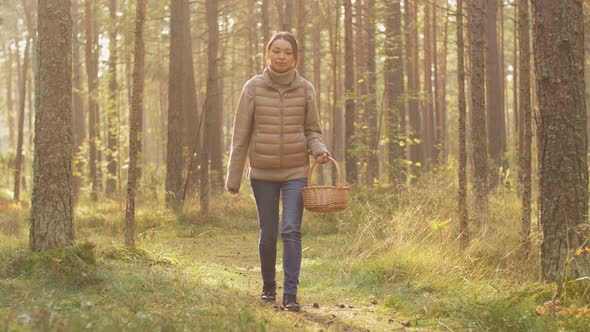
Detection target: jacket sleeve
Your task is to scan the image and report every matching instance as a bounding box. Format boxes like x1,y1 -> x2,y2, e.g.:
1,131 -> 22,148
304,83 -> 330,159
225,82 -> 255,190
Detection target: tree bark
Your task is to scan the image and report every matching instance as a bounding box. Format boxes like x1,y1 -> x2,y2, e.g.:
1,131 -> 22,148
125,0 -> 146,249
85,0 -> 99,200
518,0 -> 532,254
13,38 -> 30,202
457,0 -> 469,251
344,0 -> 357,184
71,0 -> 85,201
296,0 -> 306,78
284,0 -> 292,31
469,0 -> 489,227
200,0 -> 219,214
385,0 -> 405,184
5,42 -> 15,154
328,0 -> 342,186
365,0 -> 379,185
407,0 -> 422,180
533,0 -> 590,282
486,0 -> 506,189
30,0 -> 74,251
439,0 -> 449,161
423,1 -> 435,167
166,0 -> 198,210
105,0 -> 118,197
261,0 -> 270,69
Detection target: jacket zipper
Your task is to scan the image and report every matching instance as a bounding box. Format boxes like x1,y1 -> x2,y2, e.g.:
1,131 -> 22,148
279,92 -> 284,168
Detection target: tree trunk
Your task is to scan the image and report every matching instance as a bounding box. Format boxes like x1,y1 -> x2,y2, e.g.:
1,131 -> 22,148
30,0 -> 74,251
105,0 -> 118,197
13,38 -> 29,202
533,0 -> 590,282
365,0 -> 379,186
125,0 -> 146,249
486,0 -> 506,189
201,0 -> 219,214
344,0 -> 357,184
284,0 -> 293,31
166,0 -> 198,210
247,0 -> 255,75
439,1 -> 449,161
385,0 -> 405,184
513,3 -> 519,159
329,0 -> 342,186
469,0 -> 489,227
72,0 -> 86,202
275,0 -> 284,32
457,0 -> 469,251
210,12 -> 225,196
296,0 -> 306,78
85,0 -> 99,201
261,0 -> 270,69
423,1 -> 435,168
316,0 -> 326,184
407,0 -> 422,180
518,0 -> 532,254
5,42 -> 15,154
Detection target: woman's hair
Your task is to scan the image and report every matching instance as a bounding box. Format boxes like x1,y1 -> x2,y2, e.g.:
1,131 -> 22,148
264,31 -> 300,67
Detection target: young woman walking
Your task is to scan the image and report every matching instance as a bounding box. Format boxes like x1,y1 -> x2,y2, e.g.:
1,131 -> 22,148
226,31 -> 330,312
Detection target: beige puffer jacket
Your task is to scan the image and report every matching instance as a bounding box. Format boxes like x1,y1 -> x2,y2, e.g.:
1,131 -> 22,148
225,66 -> 329,190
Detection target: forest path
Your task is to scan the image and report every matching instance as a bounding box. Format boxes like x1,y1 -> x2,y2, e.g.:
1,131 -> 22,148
0,197 -> 435,331
146,223 -> 411,331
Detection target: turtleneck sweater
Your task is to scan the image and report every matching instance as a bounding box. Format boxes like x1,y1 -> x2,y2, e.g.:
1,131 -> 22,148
267,65 -> 296,86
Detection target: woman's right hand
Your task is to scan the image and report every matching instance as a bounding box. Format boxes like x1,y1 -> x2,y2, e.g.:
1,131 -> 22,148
228,188 -> 239,195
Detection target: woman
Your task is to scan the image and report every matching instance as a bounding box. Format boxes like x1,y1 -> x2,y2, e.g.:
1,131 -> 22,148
226,31 -> 330,312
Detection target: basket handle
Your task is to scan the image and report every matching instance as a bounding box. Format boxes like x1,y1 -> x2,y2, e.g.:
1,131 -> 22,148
307,156 -> 344,188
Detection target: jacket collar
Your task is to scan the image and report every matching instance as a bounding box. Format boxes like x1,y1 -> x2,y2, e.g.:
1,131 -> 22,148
262,66 -> 303,93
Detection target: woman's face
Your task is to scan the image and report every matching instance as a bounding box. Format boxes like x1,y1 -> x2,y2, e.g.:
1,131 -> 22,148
268,39 -> 295,73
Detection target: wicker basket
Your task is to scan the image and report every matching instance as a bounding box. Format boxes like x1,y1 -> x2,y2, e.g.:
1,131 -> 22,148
301,157 -> 350,213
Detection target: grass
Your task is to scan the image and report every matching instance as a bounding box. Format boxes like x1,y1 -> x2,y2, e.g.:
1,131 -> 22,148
0,165 -> 589,330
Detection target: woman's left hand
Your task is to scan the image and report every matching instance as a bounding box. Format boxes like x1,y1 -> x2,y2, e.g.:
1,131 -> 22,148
317,153 -> 330,164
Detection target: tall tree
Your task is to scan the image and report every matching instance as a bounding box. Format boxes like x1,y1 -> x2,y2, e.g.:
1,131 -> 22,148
210,13 -> 225,195
30,0 -> 74,251
344,0 -> 357,184
5,42 -> 15,153
468,0 -> 489,226
125,0 -> 146,249
385,0 -> 405,184
365,0 -> 379,185
166,0 -> 198,211
105,0 -> 118,196
518,0 -> 532,253
284,0 -> 293,31
261,0 -> 270,68
407,0 -> 422,179
486,0 -> 506,189
71,0 -> 85,200
423,1 -> 435,166
438,1 -> 449,161
13,37 -> 30,202
513,3 -> 519,151
296,0 -> 306,77
200,0 -> 219,214
533,0 -> 590,281
85,0 -> 99,200
328,0 -> 343,185
457,0 -> 469,250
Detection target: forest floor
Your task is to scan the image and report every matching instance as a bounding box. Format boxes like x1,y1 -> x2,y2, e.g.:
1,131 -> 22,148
1,174 -> 590,331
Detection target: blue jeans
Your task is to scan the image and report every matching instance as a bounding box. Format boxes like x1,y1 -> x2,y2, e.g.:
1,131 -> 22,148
250,178 -> 307,295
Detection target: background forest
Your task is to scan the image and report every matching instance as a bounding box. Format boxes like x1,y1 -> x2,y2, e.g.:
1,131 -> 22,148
1,0 -> 590,330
